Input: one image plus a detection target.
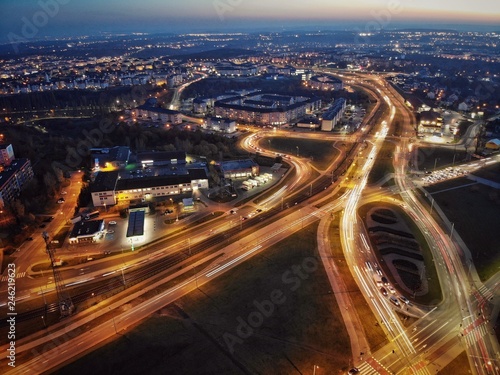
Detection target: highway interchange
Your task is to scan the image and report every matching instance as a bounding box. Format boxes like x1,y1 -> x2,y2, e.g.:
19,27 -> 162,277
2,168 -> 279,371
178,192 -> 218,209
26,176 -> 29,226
1,71 -> 499,374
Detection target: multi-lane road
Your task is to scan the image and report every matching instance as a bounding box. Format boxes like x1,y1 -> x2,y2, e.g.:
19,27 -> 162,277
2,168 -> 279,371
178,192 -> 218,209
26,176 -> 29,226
1,71 -> 499,374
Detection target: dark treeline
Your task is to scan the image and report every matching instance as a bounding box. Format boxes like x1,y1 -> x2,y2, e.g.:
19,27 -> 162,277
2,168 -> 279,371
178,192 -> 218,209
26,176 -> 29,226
0,85 -> 157,113
0,116 -> 242,239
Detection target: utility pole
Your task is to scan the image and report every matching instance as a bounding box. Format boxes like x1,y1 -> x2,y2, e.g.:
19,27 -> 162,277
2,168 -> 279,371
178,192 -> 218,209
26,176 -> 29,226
42,232 -> 74,318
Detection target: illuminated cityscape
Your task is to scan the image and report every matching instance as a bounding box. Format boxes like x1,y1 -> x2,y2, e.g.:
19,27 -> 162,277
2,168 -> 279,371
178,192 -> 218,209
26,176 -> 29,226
0,1 -> 499,374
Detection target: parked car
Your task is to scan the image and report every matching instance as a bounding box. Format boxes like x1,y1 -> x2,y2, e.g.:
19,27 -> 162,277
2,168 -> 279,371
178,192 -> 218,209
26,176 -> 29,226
380,287 -> 388,296
108,221 -> 117,225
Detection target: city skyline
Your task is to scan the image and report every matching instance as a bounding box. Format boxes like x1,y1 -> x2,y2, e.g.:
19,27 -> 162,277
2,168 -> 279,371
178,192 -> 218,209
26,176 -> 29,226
0,0 -> 499,44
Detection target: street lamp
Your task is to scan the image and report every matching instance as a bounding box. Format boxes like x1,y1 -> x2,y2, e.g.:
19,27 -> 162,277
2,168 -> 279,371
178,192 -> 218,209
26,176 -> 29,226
433,157 -> 440,171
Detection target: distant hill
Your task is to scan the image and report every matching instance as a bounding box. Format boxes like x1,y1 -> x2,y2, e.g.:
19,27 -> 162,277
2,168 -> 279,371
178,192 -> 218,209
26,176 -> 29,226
173,48 -> 263,61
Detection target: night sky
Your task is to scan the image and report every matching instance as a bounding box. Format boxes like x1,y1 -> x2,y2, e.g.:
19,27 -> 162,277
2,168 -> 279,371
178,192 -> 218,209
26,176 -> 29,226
0,0 -> 499,42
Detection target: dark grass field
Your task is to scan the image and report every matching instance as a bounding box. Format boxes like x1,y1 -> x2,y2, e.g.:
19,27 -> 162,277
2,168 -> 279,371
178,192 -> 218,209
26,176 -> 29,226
424,177 -> 500,281
58,223 -> 352,375
261,136 -> 341,171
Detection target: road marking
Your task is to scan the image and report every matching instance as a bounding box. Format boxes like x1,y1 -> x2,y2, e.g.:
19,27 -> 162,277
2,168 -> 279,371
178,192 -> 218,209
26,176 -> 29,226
1,272 -> 26,281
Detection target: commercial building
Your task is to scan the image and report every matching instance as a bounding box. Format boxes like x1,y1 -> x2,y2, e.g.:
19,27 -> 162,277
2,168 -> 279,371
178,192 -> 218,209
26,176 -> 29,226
68,219 -> 105,244
90,168 -> 208,207
90,171 -> 119,207
296,117 -> 321,129
418,110 -> 443,134
91,146 -> 131,170
126,210 -> 145,246
219,159 -> 259,179
485,139 -> 500,150
136,151 -> 186,168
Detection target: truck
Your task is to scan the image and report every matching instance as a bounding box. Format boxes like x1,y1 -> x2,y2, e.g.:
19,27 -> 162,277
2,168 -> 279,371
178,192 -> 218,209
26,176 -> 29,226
70,216 -> 82,224
247,179 -> 259,187
52,259 -> 64,267
241,181 -> 253,191
255,175 -> 267,184
84,210 -> 100,220
372,273 -> 383,287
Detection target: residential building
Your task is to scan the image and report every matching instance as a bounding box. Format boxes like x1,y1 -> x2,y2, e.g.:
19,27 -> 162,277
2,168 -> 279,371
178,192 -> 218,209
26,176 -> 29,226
0,158 -> 34,208
321,98 -> 347,131
205,117 -> 237,133
0,144 -> 15,166
306,75 -> 343,91
214,92 -> 321,126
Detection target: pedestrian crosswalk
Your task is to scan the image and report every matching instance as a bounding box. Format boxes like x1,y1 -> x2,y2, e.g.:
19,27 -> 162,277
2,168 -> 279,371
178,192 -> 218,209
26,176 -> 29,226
477,284 -> 494,301
355,357 -> 392,375
1,272 -> 25,281
356,362 -> 379,374
464,324 -> 489,347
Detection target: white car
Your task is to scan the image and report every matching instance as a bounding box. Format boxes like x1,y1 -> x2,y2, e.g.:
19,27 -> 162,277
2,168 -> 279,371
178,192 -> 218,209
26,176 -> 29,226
109,221 -> 117,225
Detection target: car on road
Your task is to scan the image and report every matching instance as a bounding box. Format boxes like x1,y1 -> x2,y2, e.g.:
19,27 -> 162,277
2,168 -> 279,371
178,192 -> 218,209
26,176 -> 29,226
388,285 -> 396,294
107,230 -> 114,234
43,216 -> 54,222
256,208 -> 262,212
389,295 -> 400,306
399,295 -> 410,304
61,191 -> 67,195
108,221 -> 117,225
229,210 -> 236,215
380,287 -> 388,296
348,368 -> 360,374
241,216 -> 247,221
381,276 -> 389,285
57,198 -> 65,203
